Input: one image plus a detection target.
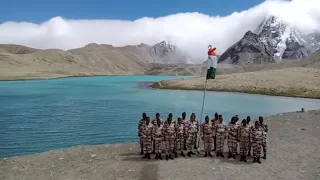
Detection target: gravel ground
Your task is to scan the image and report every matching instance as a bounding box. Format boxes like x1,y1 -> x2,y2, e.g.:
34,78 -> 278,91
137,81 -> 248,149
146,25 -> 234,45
1,110 -> 320,180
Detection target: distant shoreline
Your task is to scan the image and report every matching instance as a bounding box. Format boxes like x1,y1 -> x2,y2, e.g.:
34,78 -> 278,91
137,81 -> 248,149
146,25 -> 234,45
151,67 -> 320,99
151,83 -> 320,100
0,74 -> 187,82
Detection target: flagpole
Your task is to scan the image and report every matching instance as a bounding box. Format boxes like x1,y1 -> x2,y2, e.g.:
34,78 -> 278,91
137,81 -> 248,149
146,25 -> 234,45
197,78 -> 208,152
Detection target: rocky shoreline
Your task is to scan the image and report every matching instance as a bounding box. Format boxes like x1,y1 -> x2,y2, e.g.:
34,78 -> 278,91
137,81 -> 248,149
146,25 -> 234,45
1,109 -> 320,180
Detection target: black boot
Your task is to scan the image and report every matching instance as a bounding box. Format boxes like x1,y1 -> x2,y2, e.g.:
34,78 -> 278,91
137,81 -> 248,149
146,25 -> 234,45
147,153 -> 151,159
169,154 -> 174,160
142,153 -> 148,159
253,157 -> 257,163
159,154 -> 163,160
166,155 -> 169,161
220,152 -> 224,158
248,149 -> 251,156
208,152 -> 213,157
204,152 -> 208,157
155,154 -> 159,160
240,156 -> 243,162
181,152 -> 185,157
257,157 -> 261,164
263,154 -> 266,159
187,151 -> 192,157
243,156 -> 247,162
174,152 -> 178,158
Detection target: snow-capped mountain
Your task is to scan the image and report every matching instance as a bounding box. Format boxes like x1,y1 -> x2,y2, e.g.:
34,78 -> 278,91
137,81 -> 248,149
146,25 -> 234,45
219,15 -> 320,65
255,16 -> 320,60
149,41 -> 193,64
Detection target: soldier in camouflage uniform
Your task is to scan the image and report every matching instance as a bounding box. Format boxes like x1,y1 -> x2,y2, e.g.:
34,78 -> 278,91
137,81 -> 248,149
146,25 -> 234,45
227,117 -> 238,159
164,113 -> 176,160
215,115 -> 227,157
246,116 -> 253,156
259,116 -> 268,159
138,113 -> 147,155
186,113 -> 198,157
201,116 -> 213,157
211,112 -> 219,151
151,113 -> 162,154
153,118 -> 164,160
238,119 -> 251,162
251,121 -> 263,163
181,112 -> 188,150
141,117 -> 154,159
175,117 -> 186,157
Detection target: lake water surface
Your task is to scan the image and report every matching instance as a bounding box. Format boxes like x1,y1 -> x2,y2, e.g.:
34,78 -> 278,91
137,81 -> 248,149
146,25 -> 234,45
1,75 -> 320,157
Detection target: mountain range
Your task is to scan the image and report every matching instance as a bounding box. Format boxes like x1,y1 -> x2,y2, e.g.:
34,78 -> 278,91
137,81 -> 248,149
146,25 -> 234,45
218,16 -> 320,65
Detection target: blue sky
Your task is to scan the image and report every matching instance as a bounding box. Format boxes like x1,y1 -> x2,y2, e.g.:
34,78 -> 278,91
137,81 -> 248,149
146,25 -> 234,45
0,0 -> 264,23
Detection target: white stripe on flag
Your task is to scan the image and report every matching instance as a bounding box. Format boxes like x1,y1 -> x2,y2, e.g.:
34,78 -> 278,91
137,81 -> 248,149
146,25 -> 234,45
207,55 -> 217,69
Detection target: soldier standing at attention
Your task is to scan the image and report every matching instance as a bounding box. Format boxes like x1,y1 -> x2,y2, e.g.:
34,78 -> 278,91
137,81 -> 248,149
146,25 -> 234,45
138,113 -> 147,155
186,113 -> 198,157
246,116 -> 253,156
259,116 -> 268,159
215,115 -> 227,157
181,112 -> 188,150
153,118 -> 164,160
175,117 -> 186,157
251,121 -> 263,164
201,116 -> 213,157
238,119 -> 251,162
141,117 -> 154,159
152,113 -> 162,154
164,113 -> 176,160
211,113 -> 219,151
227,117 -> 238,159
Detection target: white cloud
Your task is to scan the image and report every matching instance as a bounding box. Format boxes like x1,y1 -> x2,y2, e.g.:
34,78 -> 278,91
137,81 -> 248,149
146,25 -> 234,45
0,0 -> 319,62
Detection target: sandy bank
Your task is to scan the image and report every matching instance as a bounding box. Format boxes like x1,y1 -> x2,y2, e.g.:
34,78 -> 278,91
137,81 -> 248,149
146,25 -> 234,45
1,110 -> 320,180
152,67 -> 320,99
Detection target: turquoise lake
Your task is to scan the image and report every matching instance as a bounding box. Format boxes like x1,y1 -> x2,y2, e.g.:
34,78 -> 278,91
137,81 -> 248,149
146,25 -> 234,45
1,75 -> 320,158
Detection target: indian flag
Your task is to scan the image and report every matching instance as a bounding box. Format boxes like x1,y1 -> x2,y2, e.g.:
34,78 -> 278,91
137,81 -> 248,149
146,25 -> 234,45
206,55 -> 217,79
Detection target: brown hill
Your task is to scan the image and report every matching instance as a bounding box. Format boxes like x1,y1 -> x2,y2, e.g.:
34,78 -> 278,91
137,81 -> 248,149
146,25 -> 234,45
0,44 -> 150,80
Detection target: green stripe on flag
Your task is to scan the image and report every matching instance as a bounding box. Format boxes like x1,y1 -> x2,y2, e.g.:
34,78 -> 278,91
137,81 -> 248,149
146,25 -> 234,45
206,67 -> 216,79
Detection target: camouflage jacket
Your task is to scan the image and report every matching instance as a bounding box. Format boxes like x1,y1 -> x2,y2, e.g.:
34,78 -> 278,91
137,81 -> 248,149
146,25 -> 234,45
153,124 -> 164,141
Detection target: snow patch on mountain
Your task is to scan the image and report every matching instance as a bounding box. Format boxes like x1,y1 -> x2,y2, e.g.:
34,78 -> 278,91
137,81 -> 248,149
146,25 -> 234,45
255,16 -> 320,60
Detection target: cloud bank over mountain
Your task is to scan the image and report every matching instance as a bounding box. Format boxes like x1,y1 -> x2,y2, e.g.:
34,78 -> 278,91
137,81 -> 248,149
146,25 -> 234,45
0,0 -> 319,62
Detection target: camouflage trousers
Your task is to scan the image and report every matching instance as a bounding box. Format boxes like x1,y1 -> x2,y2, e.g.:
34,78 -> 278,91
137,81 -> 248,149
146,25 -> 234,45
175,137 -> 185,151
187,134 -> 196,151
216,133 -> 225,152
154,138 -> 163,154
252,140 -> 262,158
143,137 -> 152,153
227,138 -> 238,155
139,137 -> 143,148
239,140 -> 249,156
262,137 -> 267,155
203,137 -> 213,152
164,139 -> 175,154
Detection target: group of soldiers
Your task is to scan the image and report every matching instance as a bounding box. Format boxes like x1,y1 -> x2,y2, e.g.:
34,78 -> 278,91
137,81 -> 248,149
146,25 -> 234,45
138,112 -> 268,163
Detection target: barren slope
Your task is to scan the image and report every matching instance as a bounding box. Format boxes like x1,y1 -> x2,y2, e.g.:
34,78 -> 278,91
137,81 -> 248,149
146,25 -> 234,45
152,67 -> 320,99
